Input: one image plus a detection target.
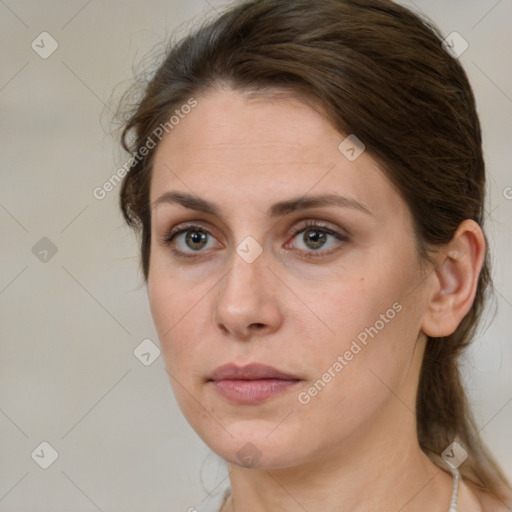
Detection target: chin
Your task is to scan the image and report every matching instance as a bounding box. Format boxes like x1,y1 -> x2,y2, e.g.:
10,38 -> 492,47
201,427 -> 309,470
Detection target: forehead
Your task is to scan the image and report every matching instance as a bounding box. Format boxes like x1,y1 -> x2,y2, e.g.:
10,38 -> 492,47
150,88 -> 405,221
153,88 -> 337,166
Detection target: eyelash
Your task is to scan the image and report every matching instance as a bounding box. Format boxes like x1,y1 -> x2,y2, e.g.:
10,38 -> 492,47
160,220 -> 349,260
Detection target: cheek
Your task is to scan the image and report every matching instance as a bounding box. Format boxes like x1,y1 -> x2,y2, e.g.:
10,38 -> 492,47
294,286 -> 413,440
147,264 -> 192,373
307,274 -> 395,349
304,259 -> 418,388
147,253 -> 216,380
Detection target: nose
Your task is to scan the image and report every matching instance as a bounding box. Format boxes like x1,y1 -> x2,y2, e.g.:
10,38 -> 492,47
212,247 -> 284,341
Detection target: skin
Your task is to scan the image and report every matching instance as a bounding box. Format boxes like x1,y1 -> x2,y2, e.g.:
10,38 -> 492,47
147,87 -> 487,511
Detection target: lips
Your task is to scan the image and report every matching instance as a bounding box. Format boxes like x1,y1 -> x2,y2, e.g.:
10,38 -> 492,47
208,362 -> 301,381
208,363 -> 302,405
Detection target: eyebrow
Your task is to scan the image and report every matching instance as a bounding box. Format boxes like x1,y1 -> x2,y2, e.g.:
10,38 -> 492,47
152,191 -> 373,217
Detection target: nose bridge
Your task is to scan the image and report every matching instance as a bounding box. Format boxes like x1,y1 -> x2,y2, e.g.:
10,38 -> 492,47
220,244 -> 268,309
213,242 -> 282,337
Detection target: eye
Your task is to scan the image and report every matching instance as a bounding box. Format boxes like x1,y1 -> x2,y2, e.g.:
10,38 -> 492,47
285,220 -> 348,258
159,220 -> 348,259
160,224 -> 221,258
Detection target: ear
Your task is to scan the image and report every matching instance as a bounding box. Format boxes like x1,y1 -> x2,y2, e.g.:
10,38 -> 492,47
421,219 -> 486,338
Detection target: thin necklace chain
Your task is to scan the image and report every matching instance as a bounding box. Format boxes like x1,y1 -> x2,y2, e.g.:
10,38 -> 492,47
220,466 -> 460,512
448,466 -> 460,512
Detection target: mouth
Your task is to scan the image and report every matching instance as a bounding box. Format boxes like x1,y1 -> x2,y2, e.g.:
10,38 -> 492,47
208,362 -> 301,381
207,363 -> 302,405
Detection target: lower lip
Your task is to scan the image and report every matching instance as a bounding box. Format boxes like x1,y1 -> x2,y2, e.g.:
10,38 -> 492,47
210,379 -> 301,405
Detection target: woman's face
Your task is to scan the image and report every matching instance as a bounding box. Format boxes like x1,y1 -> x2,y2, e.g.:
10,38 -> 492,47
148,88 -> 432,469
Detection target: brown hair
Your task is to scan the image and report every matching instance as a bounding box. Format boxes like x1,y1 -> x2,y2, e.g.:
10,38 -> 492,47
118,0 -> 511,505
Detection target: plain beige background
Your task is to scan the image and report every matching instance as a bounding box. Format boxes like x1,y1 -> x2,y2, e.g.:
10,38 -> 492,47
1,1 -> 511,511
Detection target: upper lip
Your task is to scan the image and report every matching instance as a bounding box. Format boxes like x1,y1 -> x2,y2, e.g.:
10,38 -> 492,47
209,363 -> 301,381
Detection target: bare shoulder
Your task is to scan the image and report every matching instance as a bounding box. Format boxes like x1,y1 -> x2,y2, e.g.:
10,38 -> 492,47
475,491 -> 512,512
461,478 -> 512,512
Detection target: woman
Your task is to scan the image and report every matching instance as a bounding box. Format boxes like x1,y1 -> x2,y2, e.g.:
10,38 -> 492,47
117,0 -> 512,510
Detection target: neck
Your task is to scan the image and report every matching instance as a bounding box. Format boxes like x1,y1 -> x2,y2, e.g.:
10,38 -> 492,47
222,402 -> 454,512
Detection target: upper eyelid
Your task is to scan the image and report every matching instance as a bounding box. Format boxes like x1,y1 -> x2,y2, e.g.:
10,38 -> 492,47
165,220 -> 220,240
166,219 -> 345,237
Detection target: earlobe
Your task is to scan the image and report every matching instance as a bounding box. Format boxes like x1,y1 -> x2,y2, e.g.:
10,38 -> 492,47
421,220 -> 486,338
